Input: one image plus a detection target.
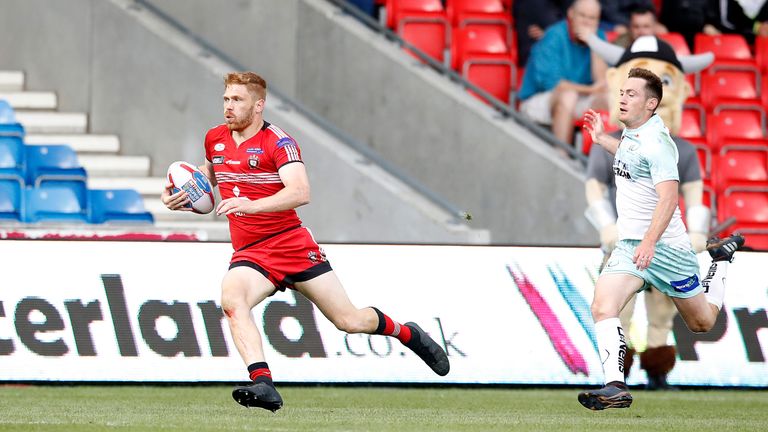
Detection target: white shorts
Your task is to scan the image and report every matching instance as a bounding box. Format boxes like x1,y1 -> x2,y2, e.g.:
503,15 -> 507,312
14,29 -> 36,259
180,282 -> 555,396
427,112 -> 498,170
520,90 -> 596,125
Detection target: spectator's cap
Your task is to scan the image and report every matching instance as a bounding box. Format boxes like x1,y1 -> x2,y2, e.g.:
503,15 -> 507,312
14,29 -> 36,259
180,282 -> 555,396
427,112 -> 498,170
588,35 -> 713,74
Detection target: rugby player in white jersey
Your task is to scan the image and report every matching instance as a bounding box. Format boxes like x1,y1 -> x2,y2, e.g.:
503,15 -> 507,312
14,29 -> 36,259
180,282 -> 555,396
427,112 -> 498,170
578,67 -> 744,410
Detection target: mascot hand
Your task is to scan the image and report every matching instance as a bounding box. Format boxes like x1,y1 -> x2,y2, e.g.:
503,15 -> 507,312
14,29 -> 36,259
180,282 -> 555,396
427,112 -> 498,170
600,223 -> 618,252
689,231 -> 707,254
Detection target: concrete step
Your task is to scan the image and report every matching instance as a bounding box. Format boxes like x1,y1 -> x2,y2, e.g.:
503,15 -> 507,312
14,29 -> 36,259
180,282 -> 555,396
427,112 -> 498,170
79,154 -> 151,177
26,134 -> 120,153
88,176 -> 165,196
15,111 -> 87,134
0,91 -> 57,110
0,71 -> 24,92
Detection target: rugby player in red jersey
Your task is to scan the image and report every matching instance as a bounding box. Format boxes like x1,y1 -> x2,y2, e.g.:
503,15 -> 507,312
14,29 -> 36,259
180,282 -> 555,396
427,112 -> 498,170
161,72 -> 449,412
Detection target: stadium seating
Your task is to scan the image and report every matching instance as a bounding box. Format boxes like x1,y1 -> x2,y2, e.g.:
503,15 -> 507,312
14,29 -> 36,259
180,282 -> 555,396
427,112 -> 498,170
0,100 -> 16,124
0,135 -> 25,185
694,33 -> 755,68
24,186 -> 88,223
718,186 -> 768,250
386,0 -> 449,62
0,122 -> 25,138
755,36 -> 768,75
699,68 -> 761,111
25,144 -> 88,188
451,26 -> 515,104
659,32 -> 691,56
447,0 -> 513,51
715,140 -> 768,191
0,179 -> 22,221
679,105 -> 704,139
88,189 -> 154,224
691,140 -> 711,181
706,107 -> 765,150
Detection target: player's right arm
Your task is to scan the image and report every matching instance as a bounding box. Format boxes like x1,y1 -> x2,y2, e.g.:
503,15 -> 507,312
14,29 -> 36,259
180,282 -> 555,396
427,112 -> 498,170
583,109 -> 620,154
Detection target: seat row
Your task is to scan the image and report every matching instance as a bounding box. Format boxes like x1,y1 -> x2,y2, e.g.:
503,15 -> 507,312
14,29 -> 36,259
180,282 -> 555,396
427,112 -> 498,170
0,181 -> 154,224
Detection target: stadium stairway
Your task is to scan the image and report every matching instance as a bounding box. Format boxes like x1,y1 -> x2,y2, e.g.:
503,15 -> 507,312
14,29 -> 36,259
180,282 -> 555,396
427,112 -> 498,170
0,70 -> 231,240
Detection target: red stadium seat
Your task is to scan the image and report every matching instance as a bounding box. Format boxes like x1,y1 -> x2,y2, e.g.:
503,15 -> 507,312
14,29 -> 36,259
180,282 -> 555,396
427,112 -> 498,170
692,141 -> 712,181
659,32 -> 691,56
451,27 -> 516,104
679,105 -> 704,139
706,107 -> 766,150
386,0 -> 449,62
699,68 -> 761,111
755,36 -> 768,75
447,0 -> 510,26
694,34 -> 755,67
386,0 -> 444,29
718,186 -> 768,250
399,15 -> 450,62
715,140 -> 768,192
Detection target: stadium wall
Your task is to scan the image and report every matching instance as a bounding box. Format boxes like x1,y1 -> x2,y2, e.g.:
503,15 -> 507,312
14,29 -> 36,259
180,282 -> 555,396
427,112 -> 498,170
0,0 -> 487,243
139,0 -> 596,246
1,240 -> 766,387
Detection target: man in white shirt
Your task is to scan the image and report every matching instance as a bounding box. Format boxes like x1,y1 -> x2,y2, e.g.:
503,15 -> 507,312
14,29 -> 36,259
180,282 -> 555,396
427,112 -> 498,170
578,67 -> 744,410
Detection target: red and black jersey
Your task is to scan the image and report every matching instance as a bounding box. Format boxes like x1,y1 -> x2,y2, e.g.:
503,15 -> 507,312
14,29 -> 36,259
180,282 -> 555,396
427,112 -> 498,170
204,121 -> 304,251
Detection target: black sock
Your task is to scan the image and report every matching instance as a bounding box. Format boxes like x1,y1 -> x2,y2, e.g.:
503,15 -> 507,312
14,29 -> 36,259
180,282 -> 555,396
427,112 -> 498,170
248,362 -> 274,385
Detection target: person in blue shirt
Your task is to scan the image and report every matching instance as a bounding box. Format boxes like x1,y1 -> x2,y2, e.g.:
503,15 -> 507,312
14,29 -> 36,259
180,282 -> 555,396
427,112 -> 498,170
519,0 -> 609,146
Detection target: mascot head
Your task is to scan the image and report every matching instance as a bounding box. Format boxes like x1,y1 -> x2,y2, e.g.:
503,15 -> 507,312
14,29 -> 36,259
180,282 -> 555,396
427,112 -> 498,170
588,35 -> 714,135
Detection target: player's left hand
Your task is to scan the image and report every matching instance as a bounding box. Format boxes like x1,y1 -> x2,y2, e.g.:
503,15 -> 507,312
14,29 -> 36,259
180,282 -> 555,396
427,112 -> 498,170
216,197 -> 255,216
633,239 -> 655,270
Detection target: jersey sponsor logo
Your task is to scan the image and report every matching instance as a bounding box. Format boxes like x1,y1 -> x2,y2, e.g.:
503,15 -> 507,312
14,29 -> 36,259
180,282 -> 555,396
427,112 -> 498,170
226,160 -> 241,165
248,155 -> 259,168
613,160 -> 631,179
212,155 -> 225,165
246,148 -> 264,154
276,137 -> 296,148
670,274 -> 700,293
214,143 -> 226,151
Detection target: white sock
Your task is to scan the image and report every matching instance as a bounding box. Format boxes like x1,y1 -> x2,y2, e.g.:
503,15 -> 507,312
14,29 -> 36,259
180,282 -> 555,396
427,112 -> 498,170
702,261 -> 729,310
595,317 -> 627,385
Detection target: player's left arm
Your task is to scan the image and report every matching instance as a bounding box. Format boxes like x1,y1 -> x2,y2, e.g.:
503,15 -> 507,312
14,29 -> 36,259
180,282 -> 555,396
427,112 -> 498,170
216,162 -> 310,216
634,180 -> 678,270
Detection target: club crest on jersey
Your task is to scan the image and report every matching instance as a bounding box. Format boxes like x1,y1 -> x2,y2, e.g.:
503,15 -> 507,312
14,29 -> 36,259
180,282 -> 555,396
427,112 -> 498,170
246,148 -> 264,154
248,155 -> 259,168
214,143 -> 226,151
212,155 -> 225,165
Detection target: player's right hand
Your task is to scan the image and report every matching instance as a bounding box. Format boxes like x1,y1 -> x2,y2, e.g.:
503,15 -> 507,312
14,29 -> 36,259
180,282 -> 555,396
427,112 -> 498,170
582,109 -> 604,143
161,182 -> 192,211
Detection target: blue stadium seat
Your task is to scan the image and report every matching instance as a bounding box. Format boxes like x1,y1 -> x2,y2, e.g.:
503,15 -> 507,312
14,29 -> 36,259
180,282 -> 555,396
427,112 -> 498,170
25,144 -> 88,189
348,0 -> 377,16
0,136 -> 25,185
0,99 -> 16,124
0,122 -> 24,138
24,186 -> 88,223
0,179 -> 23,221
88,189 -> 154,224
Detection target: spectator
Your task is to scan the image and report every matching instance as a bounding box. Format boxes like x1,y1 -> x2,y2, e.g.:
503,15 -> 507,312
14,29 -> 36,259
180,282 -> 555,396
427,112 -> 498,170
659,0 -> 715,49
613,5 -> 667,48
513,0 -> 571,66
599,0 -> 658,35
518,0 -> 610,147
703,0 -> 768,44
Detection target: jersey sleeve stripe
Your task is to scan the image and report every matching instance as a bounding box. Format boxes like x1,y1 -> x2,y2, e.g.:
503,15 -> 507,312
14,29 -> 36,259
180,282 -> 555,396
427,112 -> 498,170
267,124 -> 288,139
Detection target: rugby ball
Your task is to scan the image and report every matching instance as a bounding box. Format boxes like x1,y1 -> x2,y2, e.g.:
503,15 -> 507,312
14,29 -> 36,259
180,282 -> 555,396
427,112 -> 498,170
166,161 -> 215,214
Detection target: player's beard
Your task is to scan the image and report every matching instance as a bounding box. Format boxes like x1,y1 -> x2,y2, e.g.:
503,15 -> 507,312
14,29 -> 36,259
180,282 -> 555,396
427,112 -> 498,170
226,104 -> 255,132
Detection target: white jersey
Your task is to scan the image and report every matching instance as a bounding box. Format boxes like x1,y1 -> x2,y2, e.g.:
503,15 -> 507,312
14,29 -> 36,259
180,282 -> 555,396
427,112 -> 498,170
613,114 -> 690,249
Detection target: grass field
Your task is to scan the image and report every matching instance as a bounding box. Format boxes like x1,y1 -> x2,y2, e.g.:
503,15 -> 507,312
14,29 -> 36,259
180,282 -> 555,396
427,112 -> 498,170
0,385 -> 766,431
